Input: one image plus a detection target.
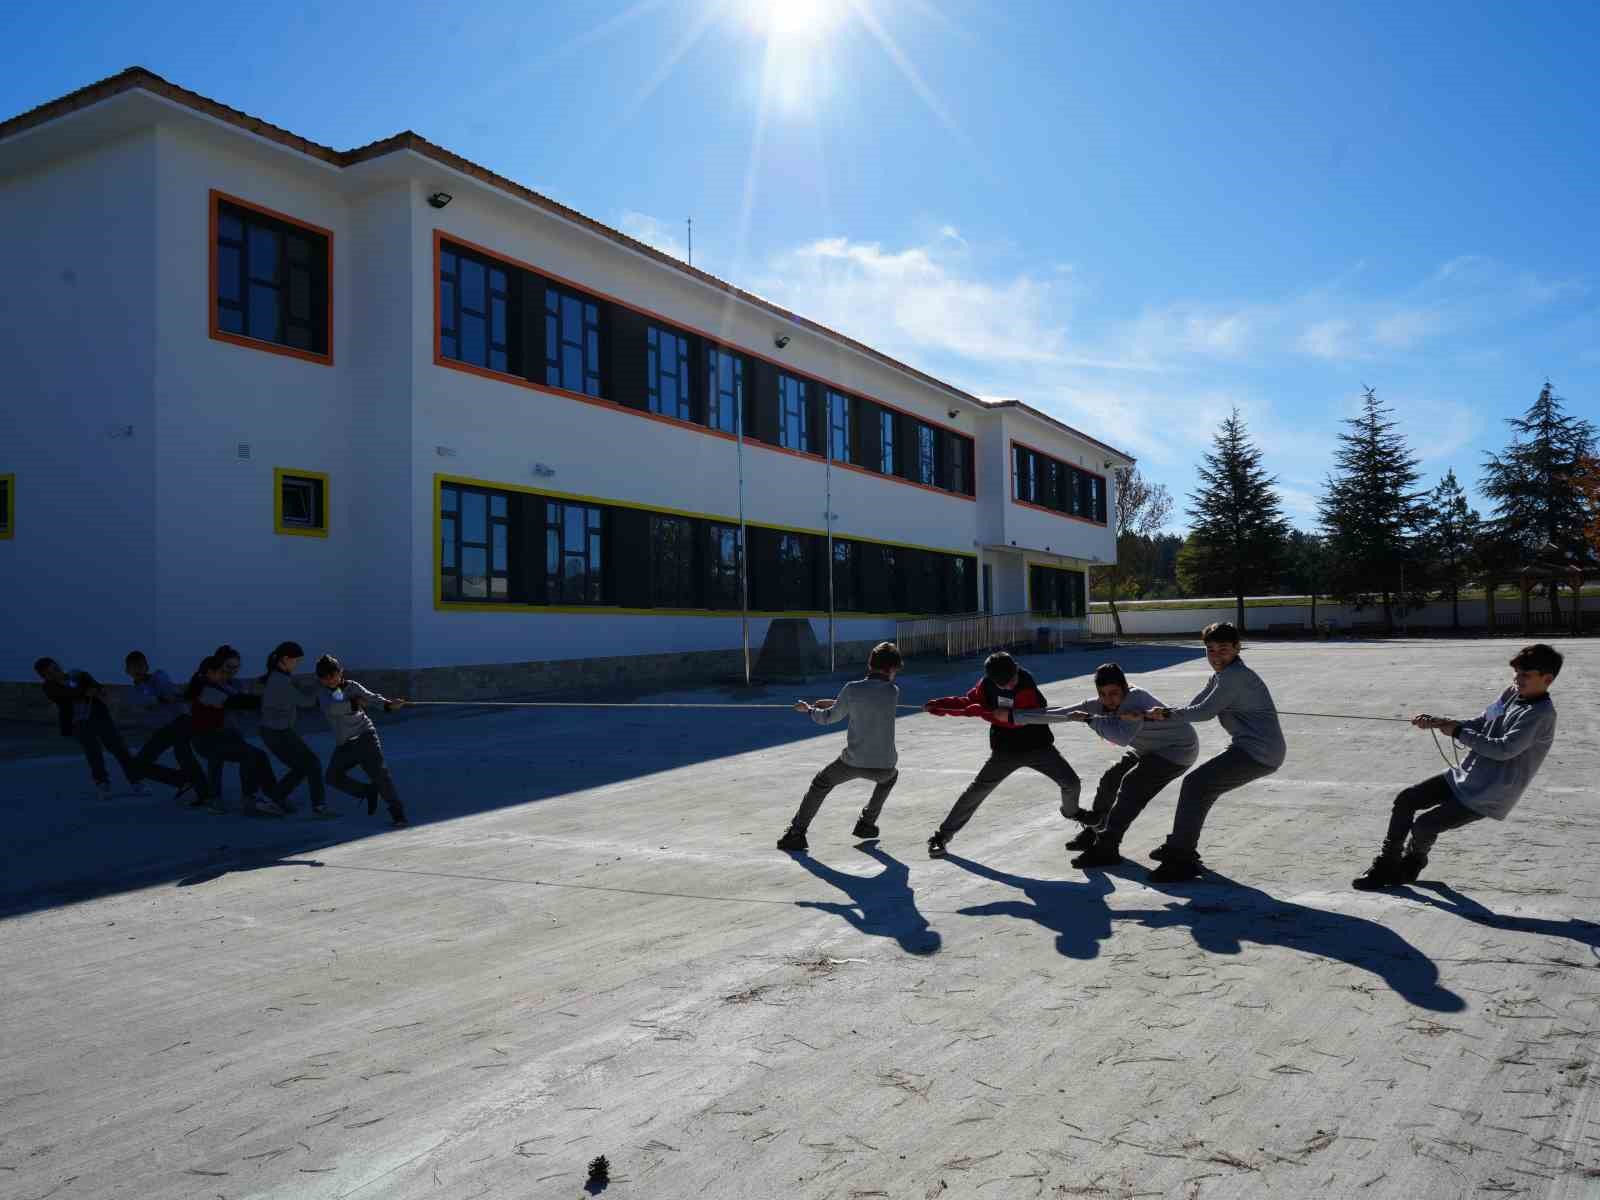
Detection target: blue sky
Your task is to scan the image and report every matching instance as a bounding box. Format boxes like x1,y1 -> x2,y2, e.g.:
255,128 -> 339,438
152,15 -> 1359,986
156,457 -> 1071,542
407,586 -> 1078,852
4,0 -> 1595,530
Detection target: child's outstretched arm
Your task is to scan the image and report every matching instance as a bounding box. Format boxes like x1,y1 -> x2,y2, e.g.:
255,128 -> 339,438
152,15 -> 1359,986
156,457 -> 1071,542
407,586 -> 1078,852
1446,706 -> 1553,761
1014,700 -> 1096,726
798,691 -> 850,725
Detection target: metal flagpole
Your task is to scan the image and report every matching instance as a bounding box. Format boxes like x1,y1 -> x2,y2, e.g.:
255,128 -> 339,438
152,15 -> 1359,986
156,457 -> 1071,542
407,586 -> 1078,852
737,390 -> 751,687
825,396 -> 836,674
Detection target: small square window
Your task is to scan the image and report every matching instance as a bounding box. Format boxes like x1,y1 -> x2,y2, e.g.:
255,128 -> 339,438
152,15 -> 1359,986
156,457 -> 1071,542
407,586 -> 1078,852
275,469 -> 328,537
0,473 -> 12,540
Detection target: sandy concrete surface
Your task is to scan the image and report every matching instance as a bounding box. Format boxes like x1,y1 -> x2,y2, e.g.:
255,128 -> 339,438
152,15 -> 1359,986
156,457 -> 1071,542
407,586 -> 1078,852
3,640 -> 1598,1200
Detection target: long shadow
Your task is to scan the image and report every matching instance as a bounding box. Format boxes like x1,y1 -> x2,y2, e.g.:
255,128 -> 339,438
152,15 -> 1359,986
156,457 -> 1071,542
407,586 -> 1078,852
1403,881 -> 1600,958
176,855 -> 325,888
789,843 -> 942,955
944,855 -> 1465,1012
942,853 -> 1116,959
0,643 -> 1204,919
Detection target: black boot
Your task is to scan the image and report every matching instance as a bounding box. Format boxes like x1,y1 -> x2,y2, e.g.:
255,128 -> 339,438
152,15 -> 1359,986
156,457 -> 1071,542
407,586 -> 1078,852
777,827 -> 809,853
1396,851 -> 1429,884
852,816 -> 880,839
1072,839 -> 1123,869
1352,855 -> 1405,891
1149,852 -> 1204,882
1065,827 -> 1098,852
927,831 -> 948,859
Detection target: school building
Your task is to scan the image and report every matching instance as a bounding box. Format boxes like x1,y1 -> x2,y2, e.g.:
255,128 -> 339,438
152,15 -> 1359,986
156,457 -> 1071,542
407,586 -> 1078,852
0,68 -> 1132,703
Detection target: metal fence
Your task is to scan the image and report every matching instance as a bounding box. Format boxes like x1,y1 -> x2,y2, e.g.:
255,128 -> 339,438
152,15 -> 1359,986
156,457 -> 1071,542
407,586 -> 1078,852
895,611 -> 1107,660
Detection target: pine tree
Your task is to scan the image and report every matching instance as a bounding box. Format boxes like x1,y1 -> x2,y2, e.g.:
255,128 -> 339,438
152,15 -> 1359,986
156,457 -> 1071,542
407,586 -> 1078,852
1185,408 -> 1287,630
1421,469 -> 1480,630
1480,380 -> 1598,619
1318,387 -> 1425,631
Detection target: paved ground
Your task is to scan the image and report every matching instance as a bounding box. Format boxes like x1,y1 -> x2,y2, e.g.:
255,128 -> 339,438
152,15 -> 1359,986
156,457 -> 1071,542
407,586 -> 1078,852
3,640 -> 1599,1200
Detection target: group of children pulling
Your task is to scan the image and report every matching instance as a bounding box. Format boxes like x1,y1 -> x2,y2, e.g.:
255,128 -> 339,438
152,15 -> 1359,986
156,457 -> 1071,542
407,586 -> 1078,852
33,644 -> 411,827
782,624 -> 1563,892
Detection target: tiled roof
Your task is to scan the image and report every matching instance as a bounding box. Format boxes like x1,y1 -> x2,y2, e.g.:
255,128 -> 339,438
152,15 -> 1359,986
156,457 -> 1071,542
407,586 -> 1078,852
0,67 -> 1134,465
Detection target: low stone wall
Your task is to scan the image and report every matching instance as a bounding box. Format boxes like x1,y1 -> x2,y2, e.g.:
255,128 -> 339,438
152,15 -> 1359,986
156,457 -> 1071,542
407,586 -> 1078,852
0,640 -> 887,726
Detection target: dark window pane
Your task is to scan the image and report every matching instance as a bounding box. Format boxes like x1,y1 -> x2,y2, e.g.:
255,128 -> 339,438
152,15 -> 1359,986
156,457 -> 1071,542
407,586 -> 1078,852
441,516 -> 457,568
490,268 -> 506,292
247,285 -> 279,341
491,297 -> 505,345
562,344 -> 583,386
490,350 -> 506,373
440,487 -> 458,513
490,494 -> 506,517
546,530 -> 559,575
462,548 -> 488,599
492,524 -> 507,570
461,490 -> 486,542
287,325 -> 311,350
441,250 -> 457,275
218,306 -> 243,334
287,235 -> 309,264
461,312 -> 486,365
440,333 -> 457,360
564,505 -> 585,545
289,268 -> 310,320
218,245 -> 241,302
248,226 -> 279,283
460,257 -> 485,311
219,212 -> 243,242
441,281 -> 456,331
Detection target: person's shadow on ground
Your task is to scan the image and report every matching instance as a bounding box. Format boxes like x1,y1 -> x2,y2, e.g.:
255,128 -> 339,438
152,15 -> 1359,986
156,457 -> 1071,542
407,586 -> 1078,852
1402,881 -> 1600,960
942,853 -> 1466,1013
177,854 -> 325,888
942,853 -> 1117,960
789,842 -> 942,955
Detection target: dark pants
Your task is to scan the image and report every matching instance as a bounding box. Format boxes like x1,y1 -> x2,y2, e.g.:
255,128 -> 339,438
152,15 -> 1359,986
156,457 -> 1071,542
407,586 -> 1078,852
938,745 -> 1082,839
260,727 -> 326,807
1383,773 -> 1484,857
1092,751 -> 1192,842
193,729 -> 276,800
133,714 -> 205,794
1163,744 -> 1278,856
326,731 -> 403,820
788,756 -> 899,833
76,706 -> 138,787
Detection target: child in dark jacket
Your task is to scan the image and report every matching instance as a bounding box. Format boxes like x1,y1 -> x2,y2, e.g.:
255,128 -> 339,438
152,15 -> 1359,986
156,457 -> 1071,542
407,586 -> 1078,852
314,655 -> 409,827
34,656 -> 160,799
923,651 -> 1084,858
124,650 -> 207,802
257,641 -> 329,816
777,642 -> 904,853
187,655 -> 283,816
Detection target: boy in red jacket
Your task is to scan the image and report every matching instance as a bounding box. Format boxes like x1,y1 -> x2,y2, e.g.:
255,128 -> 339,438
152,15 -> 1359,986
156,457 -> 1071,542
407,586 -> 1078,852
923,651 -> 1086,858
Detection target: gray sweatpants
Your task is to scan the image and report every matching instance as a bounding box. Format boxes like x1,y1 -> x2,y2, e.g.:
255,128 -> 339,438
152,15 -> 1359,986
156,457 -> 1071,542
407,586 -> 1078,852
1162,744 -> 1277,857
789,756 -> 899,833
326,731 -> 403,820
938,745 -> 1082,839
1092,750 -> 1191,842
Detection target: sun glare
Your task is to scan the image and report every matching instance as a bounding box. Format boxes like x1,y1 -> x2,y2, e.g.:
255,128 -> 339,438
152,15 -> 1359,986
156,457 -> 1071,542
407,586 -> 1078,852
738,0 -> 845,41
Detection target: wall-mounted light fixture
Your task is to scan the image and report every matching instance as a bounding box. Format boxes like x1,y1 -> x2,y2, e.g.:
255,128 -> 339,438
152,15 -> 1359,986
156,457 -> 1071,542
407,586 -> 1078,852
947,409 -> 959,419
773,334 -> 791,350
427,192 -> 453,209
1103,459 -> 1115,469
435,445 -> 457,458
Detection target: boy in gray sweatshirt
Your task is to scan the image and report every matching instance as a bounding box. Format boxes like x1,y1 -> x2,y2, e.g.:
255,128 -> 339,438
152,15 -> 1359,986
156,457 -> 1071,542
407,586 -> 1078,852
1002,662 -> 1200,869
1139,622 -> 1286,882
314,655 -> 409,827
778,642 -> 903,853
1354,643 -> 1561,891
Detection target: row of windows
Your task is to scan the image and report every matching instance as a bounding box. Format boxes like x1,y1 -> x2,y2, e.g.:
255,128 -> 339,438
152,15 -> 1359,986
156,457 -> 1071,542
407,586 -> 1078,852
439,483 -> 979,614
436,239 -> 977,497
1013,445 -> 1108,525
214,198 -> 330,357
1030,564 -> 1088,618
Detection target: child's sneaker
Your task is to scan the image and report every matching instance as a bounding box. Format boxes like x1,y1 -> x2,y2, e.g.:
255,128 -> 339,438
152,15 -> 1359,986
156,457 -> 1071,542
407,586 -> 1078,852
851,817 -> 879,840
94,780 -> 113,801
776,828 -> 808,852
130,781 -> 152,797
927,831 -> 948,859
1072,840 -> 1123,869
366,786 -> 379,817
247,797 -> 288,818
1149,854 -> 1204,883
1065,827 -> 1098,852
274,795 -> 298,814
1148,844 -> 1174,861
389,814 -> 410,829
311,804 -> 337,820
1396,852 -> 1429,885
1352,856 -> 1404,891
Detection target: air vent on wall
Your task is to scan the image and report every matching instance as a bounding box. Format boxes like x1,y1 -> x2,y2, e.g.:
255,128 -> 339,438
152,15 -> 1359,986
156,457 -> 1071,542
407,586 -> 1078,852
236,443 -> 252,461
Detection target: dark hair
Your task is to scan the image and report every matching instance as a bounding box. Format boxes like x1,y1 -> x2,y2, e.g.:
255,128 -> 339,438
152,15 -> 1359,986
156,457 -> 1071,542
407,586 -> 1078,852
262,640 -> 306,683
125,650 -> 148,667
212,644 -> 241,665
1093,663 -> 1128,690
868,642 -> 903,673
984,651 -> 1018,685
315,654 -> 342,680
1510,643 -> 1563,679
185,654 -> 225,700
33,656 -> 57,677
1201,621 -> 1242,647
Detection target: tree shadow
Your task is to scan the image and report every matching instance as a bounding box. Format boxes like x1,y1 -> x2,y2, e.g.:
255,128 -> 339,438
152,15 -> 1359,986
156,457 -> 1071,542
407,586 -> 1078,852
944,854 -> 1466,1012
1402,881 -> 1600,959
789,842 -> 942,955
942,853 -> 1116,960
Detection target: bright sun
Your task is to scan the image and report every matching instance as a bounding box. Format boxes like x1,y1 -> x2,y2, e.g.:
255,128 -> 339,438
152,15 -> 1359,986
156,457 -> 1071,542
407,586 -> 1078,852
738,0 -> 845,40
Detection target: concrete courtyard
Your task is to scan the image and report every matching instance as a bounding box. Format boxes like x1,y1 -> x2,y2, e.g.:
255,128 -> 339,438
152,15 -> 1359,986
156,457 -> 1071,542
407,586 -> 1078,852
3,639 -> 1598,1200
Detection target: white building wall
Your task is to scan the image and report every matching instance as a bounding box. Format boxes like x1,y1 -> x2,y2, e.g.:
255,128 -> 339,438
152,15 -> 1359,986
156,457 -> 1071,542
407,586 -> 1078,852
0,131 -> 160,681
148,126 -> 358,675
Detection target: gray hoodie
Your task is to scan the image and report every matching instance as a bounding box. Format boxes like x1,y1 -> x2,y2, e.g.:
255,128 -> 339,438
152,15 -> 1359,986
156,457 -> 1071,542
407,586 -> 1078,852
317,679 -> 390,745
1162,658 -> 1286,769
1017,686 -> 1199,768
260,670 -> 320,732
1446,687 -> 1557,820
810,675 -> 899,769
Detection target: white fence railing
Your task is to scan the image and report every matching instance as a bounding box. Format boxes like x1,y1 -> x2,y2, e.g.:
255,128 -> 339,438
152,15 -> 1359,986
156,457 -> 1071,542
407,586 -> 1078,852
895,611 -> 1106,660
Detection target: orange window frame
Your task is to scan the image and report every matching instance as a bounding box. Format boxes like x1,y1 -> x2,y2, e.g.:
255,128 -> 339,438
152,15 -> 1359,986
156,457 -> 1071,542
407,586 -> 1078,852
209,189 -> 335,366
1008,437 -> 1109,527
